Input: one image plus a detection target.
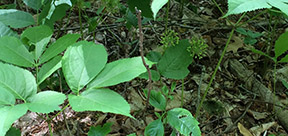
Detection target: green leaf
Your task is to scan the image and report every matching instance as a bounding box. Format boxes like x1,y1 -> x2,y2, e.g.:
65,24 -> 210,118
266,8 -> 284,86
236,28 -> 248,35
127,0 -> 153,18
0,87 -> 15,106
0,9 -> 35,28
0,22 -> 18,38
279,54 -> 288,63
146,51 -> 162,63
37,55 -> 62,85
22,0 -> 43,10
38,0 -> 71,28
0,104 -> 28,136
274,31 -> 288,58
246,30 -> 262,38
144,119 -> 164,136
139,70 -> 160,81
39,34 -> 80,64
267,0 -> 288,16
62,41 -> 107,93
0,62 -> 37,101
224,0 -> 288,18
151,0 -> 168,19
244,37 -> 257,45
149,90 -> 166,111
223,0 -> 271,18
281,80 -> 288,89
157,39 -> 193,79
0,36 -> 34,67
88,57 -> 152,89
203,100 -> 225,115
88,122 -> 113,136
27,91 -> 66,113
68,88 -> 133,118
167,108 -> 201,136
250,48 -> 275,61
21,25 -> 53,60
5,127 -> 21,136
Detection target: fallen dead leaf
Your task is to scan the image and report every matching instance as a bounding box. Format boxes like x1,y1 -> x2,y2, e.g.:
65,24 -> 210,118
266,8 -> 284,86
250,122 -> 276,136
238,122 -> 253,136
227,36 -> 244,53
247,110 -> 268,120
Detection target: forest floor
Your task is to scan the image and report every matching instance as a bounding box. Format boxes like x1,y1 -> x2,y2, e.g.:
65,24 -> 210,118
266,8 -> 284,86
6,0 -> 288,135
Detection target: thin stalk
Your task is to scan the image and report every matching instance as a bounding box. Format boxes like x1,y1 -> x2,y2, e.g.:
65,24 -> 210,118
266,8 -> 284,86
47,114 -> 53,136
195,29 -> 235,118
195,13 -> 246,118
36,10 -> 39,26
165,0 -> 170,33
181,79 -> 184,107
64,7 -> 74,33
211,0 -> 224,15
273,62 -> 277,111
238,9 -> 268,27
135,8 -> 153,110
78,7 -> 83,40
52,104 -> 70,120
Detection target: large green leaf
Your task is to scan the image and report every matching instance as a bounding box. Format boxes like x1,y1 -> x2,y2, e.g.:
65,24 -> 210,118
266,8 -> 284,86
157,39 -> 193,79
88,57 -> 152,89
39,34 -> 80,64
0,36 -> 34,67
38,0 -> 72,28
88,122 -> 113,136
0,104 -> 28,136
62,41 -> 107,93
0,9 -> 35,28
274,31 -> 288,58
22,0 -> 43,10
279,54 -> 288,63
167,108 -> 201,136
0,22 -> 18,38
224,0 -> 288,18
151,0 -> 168,19
21,25 -> 53,60
0,62 -> 37,101
27,91 -> 66,113
144,119 -> 164,136
147,90 -> 166,111
68,88 -> 133,118
0,87 -> 15,106
37,55 -> 62,85
138,70 -> 160,81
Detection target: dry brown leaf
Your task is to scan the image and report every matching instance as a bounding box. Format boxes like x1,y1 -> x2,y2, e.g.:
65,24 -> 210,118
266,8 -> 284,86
250,122 -> 276,136
227,36 -> 244,53
128,88 -> 145,113
238,122 -> 253,136
247,110 -> 268,120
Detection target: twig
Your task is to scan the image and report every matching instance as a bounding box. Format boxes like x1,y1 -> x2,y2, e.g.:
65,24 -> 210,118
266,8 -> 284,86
135,7 -> 153,110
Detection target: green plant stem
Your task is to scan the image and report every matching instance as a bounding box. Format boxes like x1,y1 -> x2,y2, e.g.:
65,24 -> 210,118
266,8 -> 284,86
211,0 -> 224,15
52,103 -> 70,120
47,114 -> 53,136
65,7 -> 74,33
165,0 -> 170,33
273,62 -> 277,111
195,13 -> 246,118
78,7 -> 83,40
181,79 -> 184,108
195,28 -> 235,118
238,9 -> 268,27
